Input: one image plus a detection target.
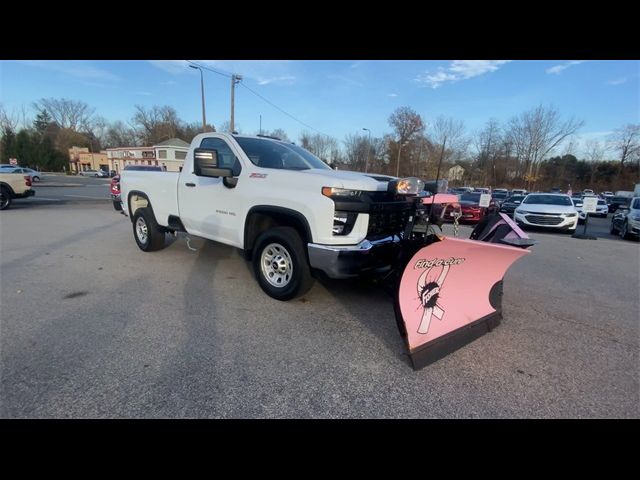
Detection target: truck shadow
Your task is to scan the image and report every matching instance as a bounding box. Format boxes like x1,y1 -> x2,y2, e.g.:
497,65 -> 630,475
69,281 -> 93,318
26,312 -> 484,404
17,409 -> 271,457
313,273 -> 411,367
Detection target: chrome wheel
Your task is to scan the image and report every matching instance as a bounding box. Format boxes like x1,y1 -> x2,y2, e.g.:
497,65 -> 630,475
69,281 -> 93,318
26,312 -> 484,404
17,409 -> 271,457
260,242 -> 293,288
135,216 -> 148,244
620,222 -> 628,239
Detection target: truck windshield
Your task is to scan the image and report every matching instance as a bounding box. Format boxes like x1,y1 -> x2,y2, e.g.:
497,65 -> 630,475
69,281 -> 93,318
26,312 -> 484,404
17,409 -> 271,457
234,137 -> 331,171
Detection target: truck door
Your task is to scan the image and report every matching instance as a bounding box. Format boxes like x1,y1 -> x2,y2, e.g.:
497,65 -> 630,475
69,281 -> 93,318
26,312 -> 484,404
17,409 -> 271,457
178,137 -> 244,247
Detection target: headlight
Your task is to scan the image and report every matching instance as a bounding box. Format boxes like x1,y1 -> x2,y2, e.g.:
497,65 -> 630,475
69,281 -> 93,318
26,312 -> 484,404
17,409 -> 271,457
630,213 -> 640,221
565,213 -> 577,217
515,209 -> 529,215
322,187 -> 362,199
394,177 -> 424,195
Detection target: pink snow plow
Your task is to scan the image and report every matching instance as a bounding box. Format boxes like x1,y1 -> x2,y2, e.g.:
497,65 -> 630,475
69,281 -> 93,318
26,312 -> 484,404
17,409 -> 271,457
385,179 -> 534,370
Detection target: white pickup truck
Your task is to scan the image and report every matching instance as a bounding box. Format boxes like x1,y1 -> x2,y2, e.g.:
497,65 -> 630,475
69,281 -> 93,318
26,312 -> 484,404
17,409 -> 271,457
120,132 -> 416,300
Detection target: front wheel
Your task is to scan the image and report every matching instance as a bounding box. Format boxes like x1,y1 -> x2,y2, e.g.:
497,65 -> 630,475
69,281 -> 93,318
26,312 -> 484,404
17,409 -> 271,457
620,221 -> 633,240
610,221 -> 618,235
252,226 -> 314,301
132,207 -> 165,251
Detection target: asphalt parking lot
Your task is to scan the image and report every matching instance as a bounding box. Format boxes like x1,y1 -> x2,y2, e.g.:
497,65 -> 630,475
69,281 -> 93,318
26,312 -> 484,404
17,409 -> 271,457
1,177 -> 638,418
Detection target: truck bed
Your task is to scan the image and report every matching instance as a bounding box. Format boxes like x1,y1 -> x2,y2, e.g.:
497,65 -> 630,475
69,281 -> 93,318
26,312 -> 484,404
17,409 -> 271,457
120,170 -> 180,226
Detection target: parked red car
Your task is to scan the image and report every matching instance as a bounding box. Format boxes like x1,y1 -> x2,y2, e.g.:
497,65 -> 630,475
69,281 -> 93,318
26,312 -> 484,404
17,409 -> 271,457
454,192 -> 499,223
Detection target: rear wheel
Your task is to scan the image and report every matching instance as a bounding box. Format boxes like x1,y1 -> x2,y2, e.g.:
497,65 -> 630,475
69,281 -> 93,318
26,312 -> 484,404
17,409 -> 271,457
610,221 -> 618,235
252,226 -> 313,301
0,186 -> 12,210
132,207 -> 165,251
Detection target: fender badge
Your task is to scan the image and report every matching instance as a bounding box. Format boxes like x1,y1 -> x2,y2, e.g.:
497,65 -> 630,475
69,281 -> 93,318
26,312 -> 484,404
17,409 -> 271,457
250,173 -> 268,178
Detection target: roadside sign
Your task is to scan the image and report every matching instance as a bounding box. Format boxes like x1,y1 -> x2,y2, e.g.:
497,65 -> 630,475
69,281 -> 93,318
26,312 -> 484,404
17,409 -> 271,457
9,158 -> 17,166
479,193 -> 491,208
582,196 -> 598,213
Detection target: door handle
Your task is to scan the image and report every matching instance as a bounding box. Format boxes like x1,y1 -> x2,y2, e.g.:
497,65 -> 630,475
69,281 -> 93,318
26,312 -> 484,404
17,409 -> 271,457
185,182 -> 196,187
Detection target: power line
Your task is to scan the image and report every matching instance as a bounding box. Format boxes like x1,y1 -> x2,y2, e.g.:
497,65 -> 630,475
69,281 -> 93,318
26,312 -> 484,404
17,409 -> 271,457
239,82 -> 332,138
186,60 -> 331,138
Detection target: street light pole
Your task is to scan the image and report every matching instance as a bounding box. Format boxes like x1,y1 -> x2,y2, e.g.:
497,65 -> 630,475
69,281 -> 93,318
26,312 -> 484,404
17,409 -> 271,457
396,140 -> 407,177
362,128 -> 371,173
230,74 -> 242,132
189,65 -> 207,132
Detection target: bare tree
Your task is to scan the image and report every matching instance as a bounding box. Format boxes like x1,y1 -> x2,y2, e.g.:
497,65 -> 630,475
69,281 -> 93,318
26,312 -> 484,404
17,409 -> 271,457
0,104 -> 21,133
474,118 -> 502,186
430,116 -> 468,183
505,105 -> 584,188
33,98 -> 96,131
609,124 -> 640,166
132,105 -> 185,145
343,132 -> 368,171
298,131 -> 338,163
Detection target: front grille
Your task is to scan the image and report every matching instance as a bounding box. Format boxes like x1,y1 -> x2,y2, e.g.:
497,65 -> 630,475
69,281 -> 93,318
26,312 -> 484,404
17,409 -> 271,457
367,201 -> 412,238
525,214 -> 563,225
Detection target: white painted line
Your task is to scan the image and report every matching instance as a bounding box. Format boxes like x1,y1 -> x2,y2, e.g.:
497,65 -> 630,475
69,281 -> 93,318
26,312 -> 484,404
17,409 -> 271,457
64,194 -> 109,199
32,197 -> 62,201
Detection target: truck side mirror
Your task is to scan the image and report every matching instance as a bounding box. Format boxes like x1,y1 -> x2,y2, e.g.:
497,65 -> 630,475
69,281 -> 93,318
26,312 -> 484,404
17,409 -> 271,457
193,148 -> 232,178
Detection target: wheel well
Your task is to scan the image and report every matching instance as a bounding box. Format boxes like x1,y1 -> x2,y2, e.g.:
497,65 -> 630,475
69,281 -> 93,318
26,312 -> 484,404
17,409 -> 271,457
127,191 -> 150,221
1,182 -> 15,196
244,208 -> 312,260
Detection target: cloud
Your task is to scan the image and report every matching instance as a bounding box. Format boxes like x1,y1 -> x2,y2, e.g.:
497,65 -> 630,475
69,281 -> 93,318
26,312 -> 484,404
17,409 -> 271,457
388,93 -> 398,97
148,60 -> 191,74
17,60 -> 121,82
416,60 -> 510,88
350,61 -> 362,69
546,60 -> 585,75
256,75 -> 296,86
607,77 -> 627,86
133,91 -> 153,96
327,74 -> 364,87
160,80 -> 178,86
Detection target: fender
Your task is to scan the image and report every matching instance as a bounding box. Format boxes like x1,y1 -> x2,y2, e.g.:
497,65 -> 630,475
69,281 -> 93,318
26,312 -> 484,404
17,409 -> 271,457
244,205 -> 314,252
0,182 -> 16,196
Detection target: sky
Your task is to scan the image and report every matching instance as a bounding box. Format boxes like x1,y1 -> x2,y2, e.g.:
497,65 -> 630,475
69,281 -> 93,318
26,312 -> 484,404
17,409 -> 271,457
1,60 -> 638,156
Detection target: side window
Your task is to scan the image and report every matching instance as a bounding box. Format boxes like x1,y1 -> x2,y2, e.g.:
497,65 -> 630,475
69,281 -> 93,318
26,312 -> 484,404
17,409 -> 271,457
199,138 -> 242,176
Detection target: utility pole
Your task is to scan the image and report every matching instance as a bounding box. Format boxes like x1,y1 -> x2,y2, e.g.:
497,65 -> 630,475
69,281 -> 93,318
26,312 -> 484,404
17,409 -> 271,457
362,128 -> 371,173
189,65 -> 206,132
259,114 -> 262,135
230,74 -> 242,132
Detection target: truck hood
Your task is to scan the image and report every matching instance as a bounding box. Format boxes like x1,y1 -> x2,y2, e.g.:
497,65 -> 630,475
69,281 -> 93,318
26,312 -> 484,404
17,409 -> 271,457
300,169 -> 392,191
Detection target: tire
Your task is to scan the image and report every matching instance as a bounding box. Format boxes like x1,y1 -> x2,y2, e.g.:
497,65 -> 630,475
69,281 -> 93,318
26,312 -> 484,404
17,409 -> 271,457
620,221 -> 632,240
610,222 -> 618,234
252,226 -> 314,301
113,200 -> 123,211
0,186 -> 12,211
132,207 -> 165,252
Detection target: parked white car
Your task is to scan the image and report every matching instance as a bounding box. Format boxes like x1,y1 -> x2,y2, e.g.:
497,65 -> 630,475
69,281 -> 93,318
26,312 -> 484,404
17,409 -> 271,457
514,193 -> 578,232
79,169 -> 106,177
574,197 -> 609,221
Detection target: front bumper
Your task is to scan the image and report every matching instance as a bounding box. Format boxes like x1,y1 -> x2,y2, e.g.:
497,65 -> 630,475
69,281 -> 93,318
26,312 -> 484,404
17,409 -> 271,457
308,236 -> 401,279
514,211 -> 578,230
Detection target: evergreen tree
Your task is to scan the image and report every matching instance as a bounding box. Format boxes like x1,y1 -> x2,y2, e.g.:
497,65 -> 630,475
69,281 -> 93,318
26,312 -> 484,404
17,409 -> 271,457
1,127 -> 17,162
33,109 -> 53,136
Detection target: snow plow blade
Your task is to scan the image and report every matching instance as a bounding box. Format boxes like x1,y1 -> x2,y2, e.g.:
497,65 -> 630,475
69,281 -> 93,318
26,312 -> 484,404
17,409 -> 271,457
394,236 -> 530,370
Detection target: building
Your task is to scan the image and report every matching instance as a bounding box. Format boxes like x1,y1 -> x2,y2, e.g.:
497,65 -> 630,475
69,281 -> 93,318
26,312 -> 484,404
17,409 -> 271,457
447,165 -> 465,182
105,146 -> 158,173
105,138 -> 190,173
153,138 -> 190,172
68,147 -> 109,173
